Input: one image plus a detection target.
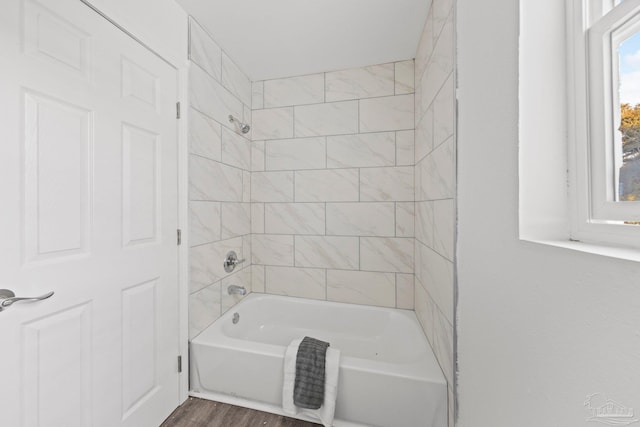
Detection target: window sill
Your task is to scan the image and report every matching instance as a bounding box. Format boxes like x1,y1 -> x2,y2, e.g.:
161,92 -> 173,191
523,238 -> 640,263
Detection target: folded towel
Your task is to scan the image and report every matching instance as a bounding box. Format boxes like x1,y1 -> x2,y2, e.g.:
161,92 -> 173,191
294,336 -> 330,409
283,338 -> 340,427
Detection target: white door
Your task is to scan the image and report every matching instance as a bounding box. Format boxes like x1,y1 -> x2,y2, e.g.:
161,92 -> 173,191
0,0 -> 181,426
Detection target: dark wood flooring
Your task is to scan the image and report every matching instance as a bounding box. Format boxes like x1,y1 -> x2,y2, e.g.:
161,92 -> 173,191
160,397 -> 321,427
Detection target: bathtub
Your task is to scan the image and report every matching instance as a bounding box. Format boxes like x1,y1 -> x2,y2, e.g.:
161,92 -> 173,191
190,293 -> 447,427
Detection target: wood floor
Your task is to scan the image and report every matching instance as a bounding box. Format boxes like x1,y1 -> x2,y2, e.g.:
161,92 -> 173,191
160,397 -> 321,427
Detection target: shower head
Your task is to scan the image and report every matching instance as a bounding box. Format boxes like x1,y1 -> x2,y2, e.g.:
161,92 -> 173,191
228,115 -> 250,134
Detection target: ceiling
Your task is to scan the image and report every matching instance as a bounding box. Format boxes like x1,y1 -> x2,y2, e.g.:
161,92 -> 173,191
176,0 -> 431,82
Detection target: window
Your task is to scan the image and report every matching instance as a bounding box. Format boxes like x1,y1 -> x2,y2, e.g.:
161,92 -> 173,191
568,0 -> 640,247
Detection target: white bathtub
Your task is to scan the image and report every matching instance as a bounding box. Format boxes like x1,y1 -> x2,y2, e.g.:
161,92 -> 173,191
190,293 -> 447,427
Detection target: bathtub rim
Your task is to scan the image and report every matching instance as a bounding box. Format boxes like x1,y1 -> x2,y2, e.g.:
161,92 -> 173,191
191,292 -> 447,383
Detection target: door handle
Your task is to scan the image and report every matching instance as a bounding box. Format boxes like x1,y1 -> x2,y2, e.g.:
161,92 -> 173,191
0,289 -> 54,312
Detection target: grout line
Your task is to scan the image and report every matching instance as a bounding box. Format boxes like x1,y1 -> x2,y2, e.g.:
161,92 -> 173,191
323,72 -> 327,103
250,93 -> 407,111
358,236 -> 361,271
324,203 -> 327,236
394,202 -> 397,237
358,168 -> 361,202
324,268 -> 328,300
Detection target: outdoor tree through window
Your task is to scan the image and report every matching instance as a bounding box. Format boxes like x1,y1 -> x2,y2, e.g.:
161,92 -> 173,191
618,32 -> 640,201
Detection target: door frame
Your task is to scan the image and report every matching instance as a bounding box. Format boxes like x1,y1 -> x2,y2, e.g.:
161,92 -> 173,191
79,0 -> 191,404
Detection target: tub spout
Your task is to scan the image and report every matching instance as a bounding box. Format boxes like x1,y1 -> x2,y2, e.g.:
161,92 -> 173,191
227,285 -> 247,296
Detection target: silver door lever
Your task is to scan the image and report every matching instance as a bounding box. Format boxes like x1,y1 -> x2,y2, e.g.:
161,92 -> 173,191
0,289 -> 54,311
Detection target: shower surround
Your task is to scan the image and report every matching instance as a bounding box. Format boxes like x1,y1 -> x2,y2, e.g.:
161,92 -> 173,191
250,61 -> 416,309
186,5 -> 456,425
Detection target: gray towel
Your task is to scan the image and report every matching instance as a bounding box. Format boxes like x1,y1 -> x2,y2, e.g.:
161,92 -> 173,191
293,336 -> 330,409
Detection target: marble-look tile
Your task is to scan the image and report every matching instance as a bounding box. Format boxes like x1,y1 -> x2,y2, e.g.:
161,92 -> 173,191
190,237 -> 243,293
251,234 -> 294,266
396,202 -> 415,237
415,78 -> 422,129
221,202 -> 250,239
189,155 -> 243,202
243,105 -> 252,126
326,270 -> 395,308
251,140 -> 265,172
221,52 -> 251,106
189,19 -> 221,82
265,266 -> 326,300
415,157 -> 423,203
434,199 -> 455,261
360,94 -> 414,133
294,101 -> 359,137
433,74 -> 454,147
414,279 -> 435,344
243,170 -> 251,202
360,166 -> 414,201
251,203 -> 265,233
418,244 -> 454,324
326,202 -> 395,236
448,386 -> 455,427
295,235 -> 359,269
414,240 -> 423,283
416,151 -> 432,202
189,107 -> 221,161
264,73 -> 325,107
360,237 -> 414,273
326,132 -> 395,168
252,81 -> 264,109
396,130 -> 415,166
265,203 -> 325,235
433,0 -> 453,39
189,201 -> 221,247
265,137 -> 326,170
325,63 -> 394,102
251,171 -> 294,202
433,308 -> 454,385
189,282 -> 221,339
415,201 -> 434,247
221,127 -> 250,170
252,107 -> 294,140
251,264 -> 266,293
395,60 -> 415,95
415,106 -> 433,162
294,169 -> 359,202
424,137 -> 454,200
242,234 -> 251,265
396,273 -> 414,309
424,13 -> 454,107
221,267 -> 251,313
189,65 -> 242,131
415,11 -> 434,84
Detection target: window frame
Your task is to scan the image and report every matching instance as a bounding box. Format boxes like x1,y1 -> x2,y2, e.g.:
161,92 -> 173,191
568,0 -> 640,248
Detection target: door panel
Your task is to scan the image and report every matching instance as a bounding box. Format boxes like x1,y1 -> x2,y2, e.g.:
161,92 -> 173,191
0,0 -> 180,425
22,304 -> 93,427
23,90 -> 92,262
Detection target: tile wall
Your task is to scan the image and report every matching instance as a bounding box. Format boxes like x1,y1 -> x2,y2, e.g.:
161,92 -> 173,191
250,61 -> 416,309
188,18 -> 253,339
413,0 -> 456,425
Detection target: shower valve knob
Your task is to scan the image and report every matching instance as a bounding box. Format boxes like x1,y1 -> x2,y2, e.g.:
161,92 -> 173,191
223,251 -> 245,273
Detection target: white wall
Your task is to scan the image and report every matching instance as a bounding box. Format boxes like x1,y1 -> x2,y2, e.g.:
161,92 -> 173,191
457,1 -> 640,426
250,62 -> 416,309
84,0 -> 187,66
